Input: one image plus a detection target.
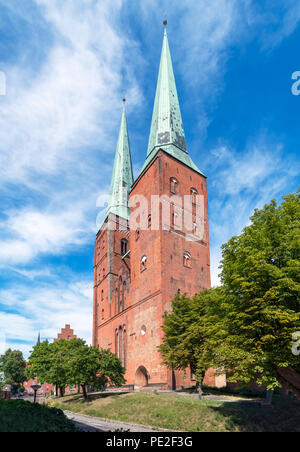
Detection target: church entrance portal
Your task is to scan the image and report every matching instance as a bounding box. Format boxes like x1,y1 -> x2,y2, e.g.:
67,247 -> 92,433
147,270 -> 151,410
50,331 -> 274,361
135,366 -> 149,387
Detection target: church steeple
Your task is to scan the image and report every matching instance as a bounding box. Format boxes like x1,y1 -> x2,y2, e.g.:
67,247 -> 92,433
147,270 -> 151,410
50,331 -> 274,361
106,100 -> 134,220
141,22 -> 204,176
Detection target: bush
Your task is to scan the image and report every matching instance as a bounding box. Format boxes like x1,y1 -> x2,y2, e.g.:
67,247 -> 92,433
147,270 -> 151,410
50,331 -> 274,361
0,400 -> 79,432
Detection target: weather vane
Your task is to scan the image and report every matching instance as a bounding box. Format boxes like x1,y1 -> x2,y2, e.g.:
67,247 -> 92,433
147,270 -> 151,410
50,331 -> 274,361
163,12 -> 167,27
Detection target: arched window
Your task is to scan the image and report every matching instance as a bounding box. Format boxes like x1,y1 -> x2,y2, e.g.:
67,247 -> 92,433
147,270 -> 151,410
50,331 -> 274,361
183,251 -> 191,268
148,214 -> 152,229
115,329 -> 119,356
119,326 -> 122,365
170,178 -> 178,194
101,309 -> 104,320
122,281 -> 126,310
116,326 -> 126,368
122,328 -> 126,368
118,276 -> 122,313
172,211 -> 179,227
101,290 -> 104,302
140,255 -> 147,272
191,188 -> 198,205
135,228 -> 140,241
115,288 -> 118,314
121,239 -> 128,256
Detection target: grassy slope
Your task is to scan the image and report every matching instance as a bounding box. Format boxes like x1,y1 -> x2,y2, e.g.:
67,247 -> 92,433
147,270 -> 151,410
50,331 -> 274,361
49,392 -> 300,432
0,400 -> 78,432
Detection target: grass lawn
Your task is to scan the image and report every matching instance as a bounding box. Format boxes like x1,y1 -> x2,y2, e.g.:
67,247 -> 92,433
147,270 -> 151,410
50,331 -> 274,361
48,392 -> 300,432
0,399 -> 79,432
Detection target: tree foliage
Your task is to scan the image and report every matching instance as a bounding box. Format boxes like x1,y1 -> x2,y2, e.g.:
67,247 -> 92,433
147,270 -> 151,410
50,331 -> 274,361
27,339 -> 125,399
160,190 -> 300,391
215,190 -> 300,388
0,349 -> 26,387
159,289 -> 223,384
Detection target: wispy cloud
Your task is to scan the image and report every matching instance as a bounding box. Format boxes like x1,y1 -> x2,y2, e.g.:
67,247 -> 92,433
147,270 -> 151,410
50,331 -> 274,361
0,274 -> 93,358
0,1 -> 142,187
207,133 -> 298,286
0,200 -> 96,265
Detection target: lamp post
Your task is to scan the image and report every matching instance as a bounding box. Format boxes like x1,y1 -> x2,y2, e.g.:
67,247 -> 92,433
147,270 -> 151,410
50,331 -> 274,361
31,384 -> 41,403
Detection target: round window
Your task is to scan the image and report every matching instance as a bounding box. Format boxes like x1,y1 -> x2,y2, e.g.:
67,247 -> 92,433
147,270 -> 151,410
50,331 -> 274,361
141,325 -> 147,336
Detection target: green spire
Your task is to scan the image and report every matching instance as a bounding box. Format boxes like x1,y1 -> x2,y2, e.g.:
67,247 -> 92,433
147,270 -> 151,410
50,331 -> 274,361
106,101 -> 134,220
141,24 -> 204,176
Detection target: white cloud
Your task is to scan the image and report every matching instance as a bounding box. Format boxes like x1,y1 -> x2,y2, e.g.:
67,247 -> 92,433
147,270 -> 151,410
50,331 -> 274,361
259,1 -> 300,49
0,276 -> 93,358
207,134 -> 298,286
0,0 -> 144,274
0,1 -> 142,187
0,201 -> 96,265
7,267 -> 54,281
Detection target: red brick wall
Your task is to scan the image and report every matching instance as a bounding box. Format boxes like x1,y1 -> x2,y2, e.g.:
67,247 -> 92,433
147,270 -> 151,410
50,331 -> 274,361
93,150 -> 212,388
55,324 -> 77,342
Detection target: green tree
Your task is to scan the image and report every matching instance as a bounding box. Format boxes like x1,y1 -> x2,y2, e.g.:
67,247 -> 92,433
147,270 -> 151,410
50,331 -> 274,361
67,339 -> 125,399
28,338 -> 126,400
0,349 -> 26,388
159,289 -> 223,395
27,340 -> 70,397
213,190 -> 300,390
159,190 -> 300,398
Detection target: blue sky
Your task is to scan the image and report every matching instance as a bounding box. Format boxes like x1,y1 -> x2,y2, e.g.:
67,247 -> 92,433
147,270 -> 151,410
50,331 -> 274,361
0,0 -> 299,358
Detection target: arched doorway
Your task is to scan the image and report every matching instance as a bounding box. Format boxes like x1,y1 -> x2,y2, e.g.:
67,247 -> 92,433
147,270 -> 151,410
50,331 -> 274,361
135,366 -> 149,387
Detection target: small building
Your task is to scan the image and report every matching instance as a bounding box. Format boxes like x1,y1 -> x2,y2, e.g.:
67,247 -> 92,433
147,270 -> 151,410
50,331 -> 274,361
54,325 -> 77,342
3,384 -> 12,400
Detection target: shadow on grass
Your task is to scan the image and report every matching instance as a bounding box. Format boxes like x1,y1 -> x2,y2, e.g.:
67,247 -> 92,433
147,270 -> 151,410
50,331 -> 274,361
58,392 -> 130,405
179,385 -> 266,400
209,395 -> 300,432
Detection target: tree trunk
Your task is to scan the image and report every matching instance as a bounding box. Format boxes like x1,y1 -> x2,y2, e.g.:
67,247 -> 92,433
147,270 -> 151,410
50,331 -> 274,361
196,380 -> 203,399
82,385 -> 88,400
59,386 -> 65,398
171,369 -> 176,391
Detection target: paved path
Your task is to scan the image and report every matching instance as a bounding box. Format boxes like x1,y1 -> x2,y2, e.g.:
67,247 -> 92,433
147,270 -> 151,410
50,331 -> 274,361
63,411 -> 165,433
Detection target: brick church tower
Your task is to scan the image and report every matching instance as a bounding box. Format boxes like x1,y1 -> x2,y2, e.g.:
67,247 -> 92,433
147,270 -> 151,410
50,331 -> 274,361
93,24 -> 212,389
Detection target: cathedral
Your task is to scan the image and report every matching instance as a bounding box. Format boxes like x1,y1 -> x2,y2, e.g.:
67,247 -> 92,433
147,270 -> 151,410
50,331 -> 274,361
92,24 -> 215,389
